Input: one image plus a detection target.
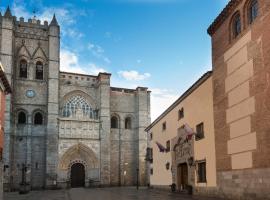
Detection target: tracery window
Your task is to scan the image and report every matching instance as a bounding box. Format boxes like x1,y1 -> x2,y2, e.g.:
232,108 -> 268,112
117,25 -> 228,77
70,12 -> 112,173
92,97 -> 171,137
62,95 -> 97,119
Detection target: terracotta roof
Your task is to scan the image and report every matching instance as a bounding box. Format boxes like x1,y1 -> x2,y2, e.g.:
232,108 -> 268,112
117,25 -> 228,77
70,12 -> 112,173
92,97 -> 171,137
145,71 -> 212,132
208,0 -> 242,35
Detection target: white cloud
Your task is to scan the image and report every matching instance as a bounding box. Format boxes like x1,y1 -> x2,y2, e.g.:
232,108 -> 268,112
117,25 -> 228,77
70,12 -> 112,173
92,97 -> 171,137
60,49 -> 86,74
60,49 -> 107,75
118,70 -> 151,81
150,88 -> 179,121
11,1 -> 84,39
88,42 -> 111,64
105,32 -> 112,38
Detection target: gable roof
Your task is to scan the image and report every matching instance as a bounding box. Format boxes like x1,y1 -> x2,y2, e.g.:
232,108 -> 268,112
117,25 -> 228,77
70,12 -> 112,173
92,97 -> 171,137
145,71 -> 212,132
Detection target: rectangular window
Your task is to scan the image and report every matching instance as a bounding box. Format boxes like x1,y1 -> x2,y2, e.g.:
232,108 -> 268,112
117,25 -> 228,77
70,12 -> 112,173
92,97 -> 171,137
197,161 -> 207,183
149,132 -> 153,140
166,140 -> 170,152
162,122 -> 166,131
146,148 -> 153,163
178,108 -> 184,120
196,122 -> 204,140
0,147 -> 2,161
35,162 -> 39,170
150,168 -> 153,175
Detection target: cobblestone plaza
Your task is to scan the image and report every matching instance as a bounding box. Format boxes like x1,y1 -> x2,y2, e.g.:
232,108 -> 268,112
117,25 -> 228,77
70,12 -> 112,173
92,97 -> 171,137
4,188 -> 223,200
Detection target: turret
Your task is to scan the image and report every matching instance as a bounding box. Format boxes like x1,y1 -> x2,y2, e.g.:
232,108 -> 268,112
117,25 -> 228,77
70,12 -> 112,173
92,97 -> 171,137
46,13 -> 60,188
1,6 -> 15,189
49,14 -> 59,26
4,6 -> 12,18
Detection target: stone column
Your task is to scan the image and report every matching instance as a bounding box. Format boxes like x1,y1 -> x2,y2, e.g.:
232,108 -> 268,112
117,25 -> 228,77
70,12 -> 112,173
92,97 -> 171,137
136,87 -> 151,186
97,73 -> 111,185
46,19 -> 60,188
0,12 -> 14,190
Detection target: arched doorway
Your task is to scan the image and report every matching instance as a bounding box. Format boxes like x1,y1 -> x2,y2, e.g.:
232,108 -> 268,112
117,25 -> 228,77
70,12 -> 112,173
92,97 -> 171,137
71,163 -> 85,188
177,163 -> 188,191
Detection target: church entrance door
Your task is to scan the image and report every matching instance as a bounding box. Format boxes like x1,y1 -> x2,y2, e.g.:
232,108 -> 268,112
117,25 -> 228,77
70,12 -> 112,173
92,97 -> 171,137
71,163 -> 85,188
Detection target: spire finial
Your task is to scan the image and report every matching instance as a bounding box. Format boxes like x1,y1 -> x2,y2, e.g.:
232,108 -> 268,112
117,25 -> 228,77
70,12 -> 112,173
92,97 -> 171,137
49,14 -> 59,26
4,6 -> 13,18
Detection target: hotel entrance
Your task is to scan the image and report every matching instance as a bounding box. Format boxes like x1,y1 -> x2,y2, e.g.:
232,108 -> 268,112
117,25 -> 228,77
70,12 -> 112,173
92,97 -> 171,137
177,163 -> 188,191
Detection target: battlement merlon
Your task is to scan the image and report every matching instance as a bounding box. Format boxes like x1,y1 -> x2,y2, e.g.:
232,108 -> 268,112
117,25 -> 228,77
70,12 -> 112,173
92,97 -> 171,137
1,7 -> 59,30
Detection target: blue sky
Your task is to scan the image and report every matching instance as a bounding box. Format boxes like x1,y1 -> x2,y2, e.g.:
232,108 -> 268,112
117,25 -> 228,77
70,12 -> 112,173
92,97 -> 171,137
2,0 -> 228,121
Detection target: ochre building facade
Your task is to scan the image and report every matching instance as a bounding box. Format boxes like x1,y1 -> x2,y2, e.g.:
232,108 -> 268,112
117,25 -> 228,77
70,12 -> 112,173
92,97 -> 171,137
0,8 -> 150,190
146,72 -> 217,195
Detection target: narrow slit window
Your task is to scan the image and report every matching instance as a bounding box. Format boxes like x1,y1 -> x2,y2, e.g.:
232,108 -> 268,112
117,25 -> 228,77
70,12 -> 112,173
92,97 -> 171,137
34,112 -> 43,125
18,112 -> 27,124
36,61 -> 43,80
249,0 -> 258,24
19,60 -> 27,78
232,13 -> 241,38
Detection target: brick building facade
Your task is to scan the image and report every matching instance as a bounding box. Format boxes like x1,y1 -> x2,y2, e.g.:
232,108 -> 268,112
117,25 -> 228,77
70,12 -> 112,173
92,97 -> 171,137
208,0 -> 270,199
0,63 -> 12,200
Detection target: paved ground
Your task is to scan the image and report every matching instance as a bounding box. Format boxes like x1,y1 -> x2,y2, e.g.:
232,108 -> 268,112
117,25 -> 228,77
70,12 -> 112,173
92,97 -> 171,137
4,187 -> 222,200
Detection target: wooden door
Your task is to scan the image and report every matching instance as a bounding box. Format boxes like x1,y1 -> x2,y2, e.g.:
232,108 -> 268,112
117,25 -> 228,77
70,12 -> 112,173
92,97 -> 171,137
177,163 -> 188,190
71,163 -> 85,188
181,163 -> 188,190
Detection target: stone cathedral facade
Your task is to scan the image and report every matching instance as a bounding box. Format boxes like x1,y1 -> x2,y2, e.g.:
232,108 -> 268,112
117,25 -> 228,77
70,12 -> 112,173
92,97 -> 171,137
0,8 -> 151,190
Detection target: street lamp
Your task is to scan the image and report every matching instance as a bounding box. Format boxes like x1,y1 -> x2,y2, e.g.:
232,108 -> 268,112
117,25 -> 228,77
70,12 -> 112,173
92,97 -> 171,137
19,163 -> 30,194
136,168 -> 139,190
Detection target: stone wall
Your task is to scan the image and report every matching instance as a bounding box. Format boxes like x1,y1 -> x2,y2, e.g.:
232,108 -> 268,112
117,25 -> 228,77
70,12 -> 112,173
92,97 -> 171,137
1,9 -> 151,191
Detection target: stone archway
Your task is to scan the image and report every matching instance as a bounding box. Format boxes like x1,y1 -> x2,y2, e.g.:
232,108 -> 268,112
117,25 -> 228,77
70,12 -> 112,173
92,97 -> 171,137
58,143 -> 99,187
59,143 -> 98,170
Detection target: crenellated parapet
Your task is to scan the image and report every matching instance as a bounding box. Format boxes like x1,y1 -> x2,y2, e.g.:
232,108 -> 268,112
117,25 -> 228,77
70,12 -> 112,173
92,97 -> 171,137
0,6 -> 59,41
60,72 -> 98,87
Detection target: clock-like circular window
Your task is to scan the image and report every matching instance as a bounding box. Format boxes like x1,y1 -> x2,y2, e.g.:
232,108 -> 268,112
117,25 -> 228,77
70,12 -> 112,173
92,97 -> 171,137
26,90 -> 36,98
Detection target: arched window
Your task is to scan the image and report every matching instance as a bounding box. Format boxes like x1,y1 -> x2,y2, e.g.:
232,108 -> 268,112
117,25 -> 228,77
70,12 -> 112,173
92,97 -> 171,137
125,117 -> 132,129
248,0 -> 258,24
232,13 -> 241,38
36,61 -> 43,80
111,116 -> 118,129
18,111 -> 27,124
34,112 -> 43,125
62,95 -> 94,119
19,60 -> 27,78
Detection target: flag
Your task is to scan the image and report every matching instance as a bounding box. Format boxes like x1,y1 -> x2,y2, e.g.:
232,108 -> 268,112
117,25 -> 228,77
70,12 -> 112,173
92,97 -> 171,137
184,123 -> 195,140
156,142 -> 166,153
